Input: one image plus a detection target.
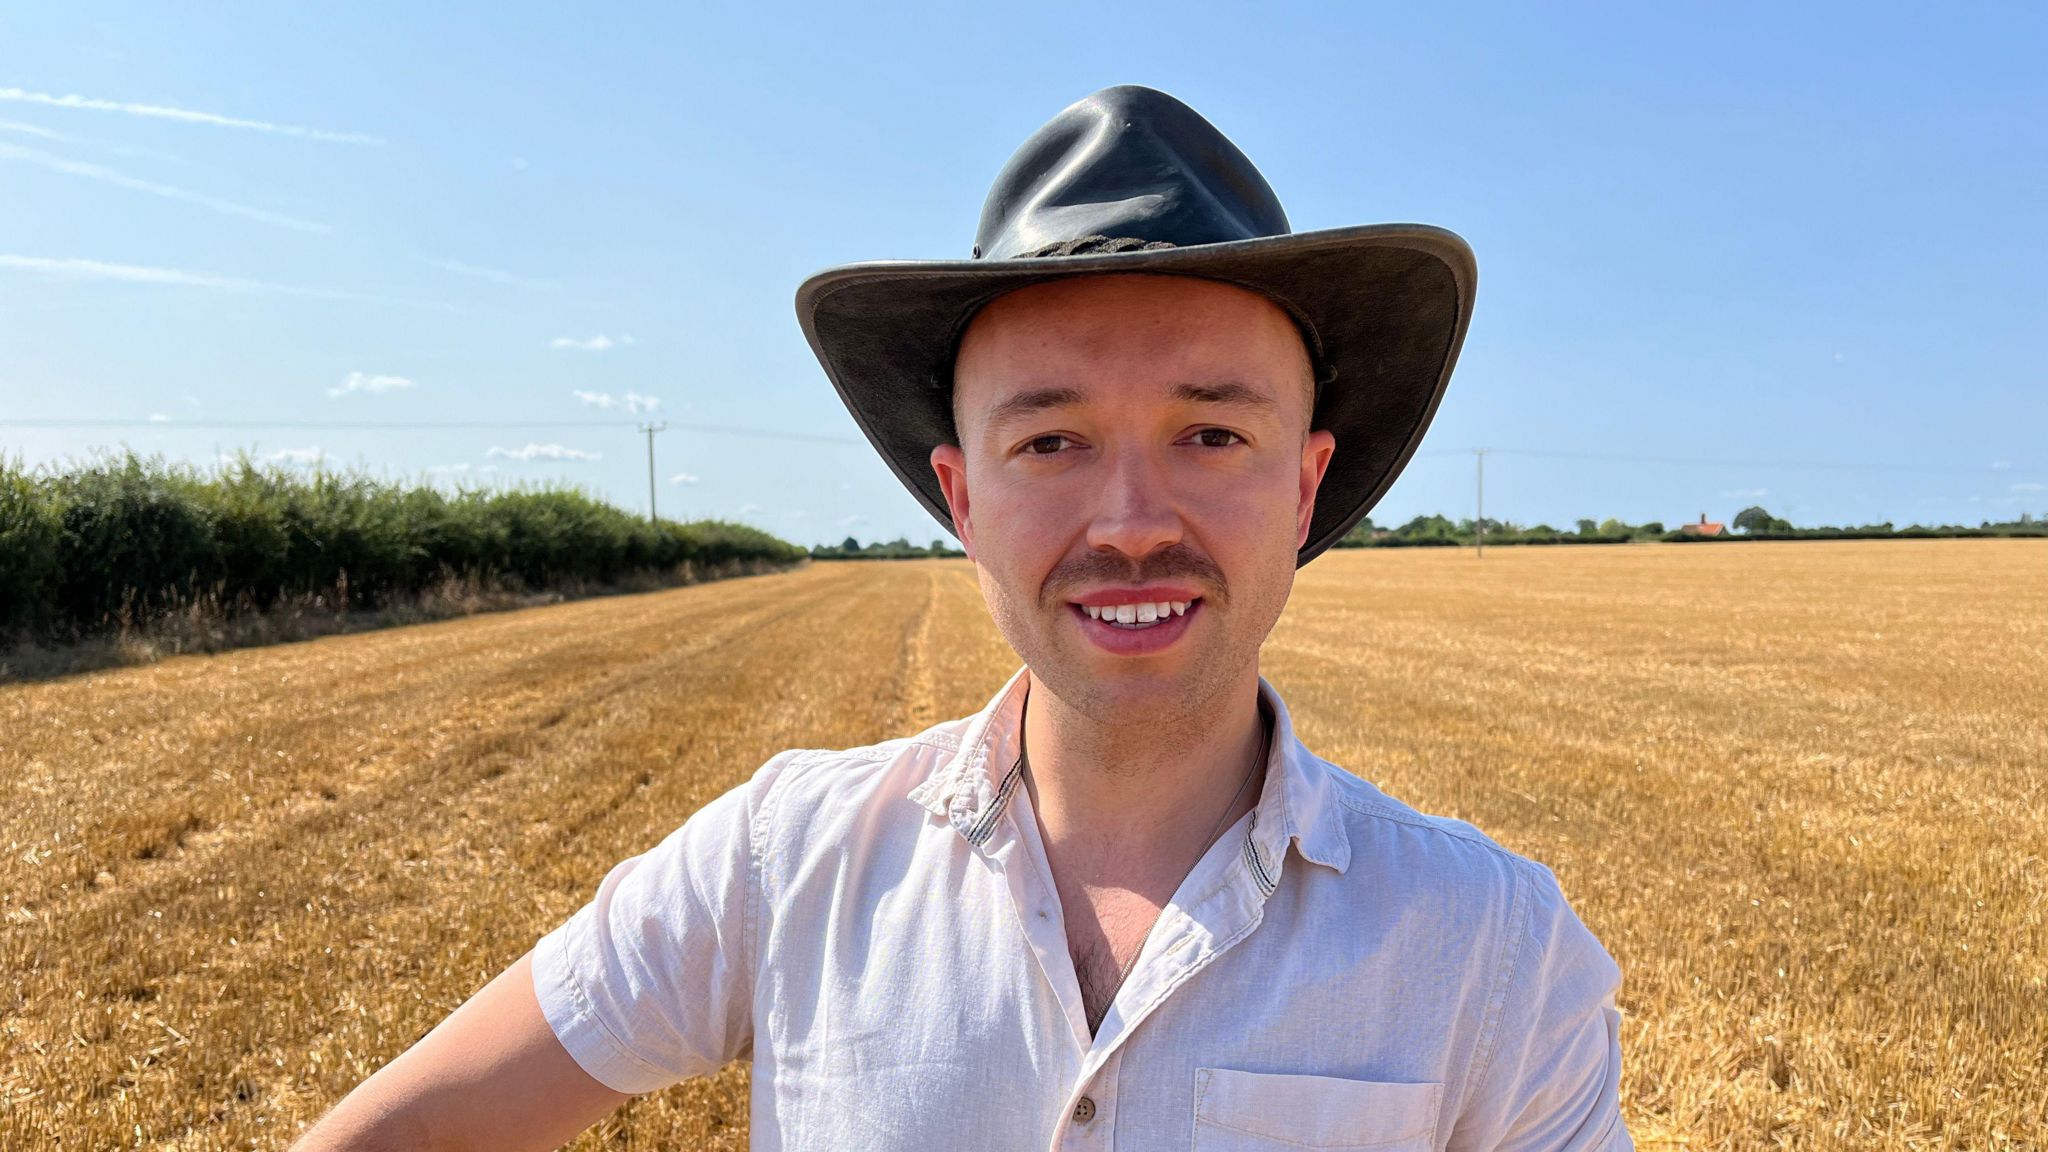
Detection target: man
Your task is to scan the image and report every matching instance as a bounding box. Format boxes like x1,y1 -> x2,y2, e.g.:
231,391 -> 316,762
295,85 -> 1628,1151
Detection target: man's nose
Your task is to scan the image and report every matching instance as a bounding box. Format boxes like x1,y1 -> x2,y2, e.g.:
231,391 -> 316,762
1084,444 -> 1183,560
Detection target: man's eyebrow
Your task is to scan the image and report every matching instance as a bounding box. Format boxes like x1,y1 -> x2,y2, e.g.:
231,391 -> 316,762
1170,381 -> 1279,411
979,380 -> 1280,434
984,386 -> 1088,432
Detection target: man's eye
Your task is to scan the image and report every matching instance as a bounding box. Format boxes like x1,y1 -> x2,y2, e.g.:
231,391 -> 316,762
1195,428 -> 1244,448
1025,435 -> 1070,455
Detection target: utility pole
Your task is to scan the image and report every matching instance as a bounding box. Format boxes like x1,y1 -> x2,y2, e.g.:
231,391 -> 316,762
1475,448 -> 1486,559
640,421 -> 667,523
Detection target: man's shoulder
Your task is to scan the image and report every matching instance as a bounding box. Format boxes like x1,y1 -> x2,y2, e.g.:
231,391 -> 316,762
1296,753 -> 1581,935
738,714 -> 978,825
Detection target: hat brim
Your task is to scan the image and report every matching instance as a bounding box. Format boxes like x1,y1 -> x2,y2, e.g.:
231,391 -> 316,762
794,223 -> 1476,566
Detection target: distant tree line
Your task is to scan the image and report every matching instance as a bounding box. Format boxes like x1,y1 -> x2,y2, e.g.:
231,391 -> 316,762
811,536 -> 966,560
0,451 -> 808,641
1334,504 -> 2048,548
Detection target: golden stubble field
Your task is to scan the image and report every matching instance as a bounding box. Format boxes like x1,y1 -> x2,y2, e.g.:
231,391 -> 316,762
3,540 -> 2045,1149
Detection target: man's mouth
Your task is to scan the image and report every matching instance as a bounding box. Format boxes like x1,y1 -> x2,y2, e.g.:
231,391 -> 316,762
1076,598 -> 1197,630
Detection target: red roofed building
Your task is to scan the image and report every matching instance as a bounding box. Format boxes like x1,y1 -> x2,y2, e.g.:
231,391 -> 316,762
1679,513 -> 1725,537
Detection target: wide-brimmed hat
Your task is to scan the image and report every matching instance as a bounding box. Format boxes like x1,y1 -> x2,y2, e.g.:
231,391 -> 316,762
795,84 -> 1476,566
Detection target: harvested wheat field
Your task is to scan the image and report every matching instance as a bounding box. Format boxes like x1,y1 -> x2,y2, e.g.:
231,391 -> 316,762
4,540 -> 2045,1149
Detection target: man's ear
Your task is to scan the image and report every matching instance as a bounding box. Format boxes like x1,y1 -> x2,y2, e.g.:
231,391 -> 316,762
930,443 -> 973,557
1296,429 -> 1337,549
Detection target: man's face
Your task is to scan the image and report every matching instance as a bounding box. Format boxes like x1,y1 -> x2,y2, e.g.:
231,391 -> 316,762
930,272 -> 1337,723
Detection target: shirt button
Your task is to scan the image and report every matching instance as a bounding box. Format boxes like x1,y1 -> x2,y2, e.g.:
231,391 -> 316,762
1072,1096 -> 1097,1123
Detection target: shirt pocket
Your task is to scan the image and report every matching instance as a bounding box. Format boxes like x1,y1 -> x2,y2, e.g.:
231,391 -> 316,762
1193,1068 -> 1443,1151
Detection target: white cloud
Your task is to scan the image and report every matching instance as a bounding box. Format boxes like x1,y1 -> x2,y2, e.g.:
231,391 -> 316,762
427,463 -> 471,474
1721,487 -> 1769,499
2011,482 -> 2046,493
836,514 -> 867,528
735,503 -> 763,516
486,442 -> 600,462
668,472 -> 700,485
146,412 -> 170,423
426,256 -> 551,290
327,371 -> 415,399
572,389 -> 659,414
269,446 -> 324,466
0,141 -> 327,232
550,333 -> 634,351
0,86 -> 382,145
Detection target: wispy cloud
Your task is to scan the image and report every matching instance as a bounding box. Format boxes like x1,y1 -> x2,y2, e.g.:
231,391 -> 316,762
1,116 -> 184,164
2012,482 -> 2046,493
0,118 -> 67,142
428,462 -> 498,476
2,253 -> 279,291
146,412 -> 171,423
327,371 -> 415,399
836,514 -> 867,528
735,503 -> 763,516
0,86 -> 382,145
551,333 -> 633,351
0,253 -> 451,310
269,446 -> 325,466
572,389 -> 659,414
668,472 -> 699,485
1990,460 -> 2012,471
486,442 -> 601,462
426,256 -> 552,290
0,140 -> 327,231
1721,487 -> 1769,498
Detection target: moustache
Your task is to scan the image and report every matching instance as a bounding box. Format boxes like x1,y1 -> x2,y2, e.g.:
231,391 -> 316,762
1043,545 -> 1227,605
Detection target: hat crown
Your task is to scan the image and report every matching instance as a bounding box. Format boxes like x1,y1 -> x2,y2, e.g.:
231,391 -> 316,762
973,85 -> 1291,261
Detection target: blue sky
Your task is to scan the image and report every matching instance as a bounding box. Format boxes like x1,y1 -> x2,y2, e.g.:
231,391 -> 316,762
2,2 -> 2042,546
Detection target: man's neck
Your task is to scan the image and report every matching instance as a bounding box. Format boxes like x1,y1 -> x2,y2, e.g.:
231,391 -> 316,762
1018,666 -> 1270,884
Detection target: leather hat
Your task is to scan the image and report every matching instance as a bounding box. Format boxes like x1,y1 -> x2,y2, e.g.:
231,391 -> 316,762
795,84 -> 1476,565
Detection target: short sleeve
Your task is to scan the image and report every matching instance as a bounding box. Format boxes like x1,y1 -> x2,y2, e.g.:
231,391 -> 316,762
1456,862 -> 1632,1151
530,750 -> 796,1094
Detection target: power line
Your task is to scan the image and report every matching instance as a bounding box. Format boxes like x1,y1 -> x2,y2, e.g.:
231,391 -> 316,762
5,420 -> 2030,475
1410,446 -> 2019,476
0,416 -> 866,446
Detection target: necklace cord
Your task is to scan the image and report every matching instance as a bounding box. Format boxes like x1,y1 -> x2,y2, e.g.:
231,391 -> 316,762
1018,693 -> 1274,1029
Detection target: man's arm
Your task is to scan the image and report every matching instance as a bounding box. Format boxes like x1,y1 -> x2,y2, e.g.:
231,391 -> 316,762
1453,860 -> 1631,1150
290,950 -> 633,1152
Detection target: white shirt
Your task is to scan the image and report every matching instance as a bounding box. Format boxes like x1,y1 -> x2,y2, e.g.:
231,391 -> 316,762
532,664 -> 1631,1151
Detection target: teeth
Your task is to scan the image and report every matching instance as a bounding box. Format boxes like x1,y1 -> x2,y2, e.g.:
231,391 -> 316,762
1078,598 -> 1197,625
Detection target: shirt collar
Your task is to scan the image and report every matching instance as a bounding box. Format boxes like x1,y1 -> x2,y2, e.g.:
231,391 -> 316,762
911,664 -> 1351,878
